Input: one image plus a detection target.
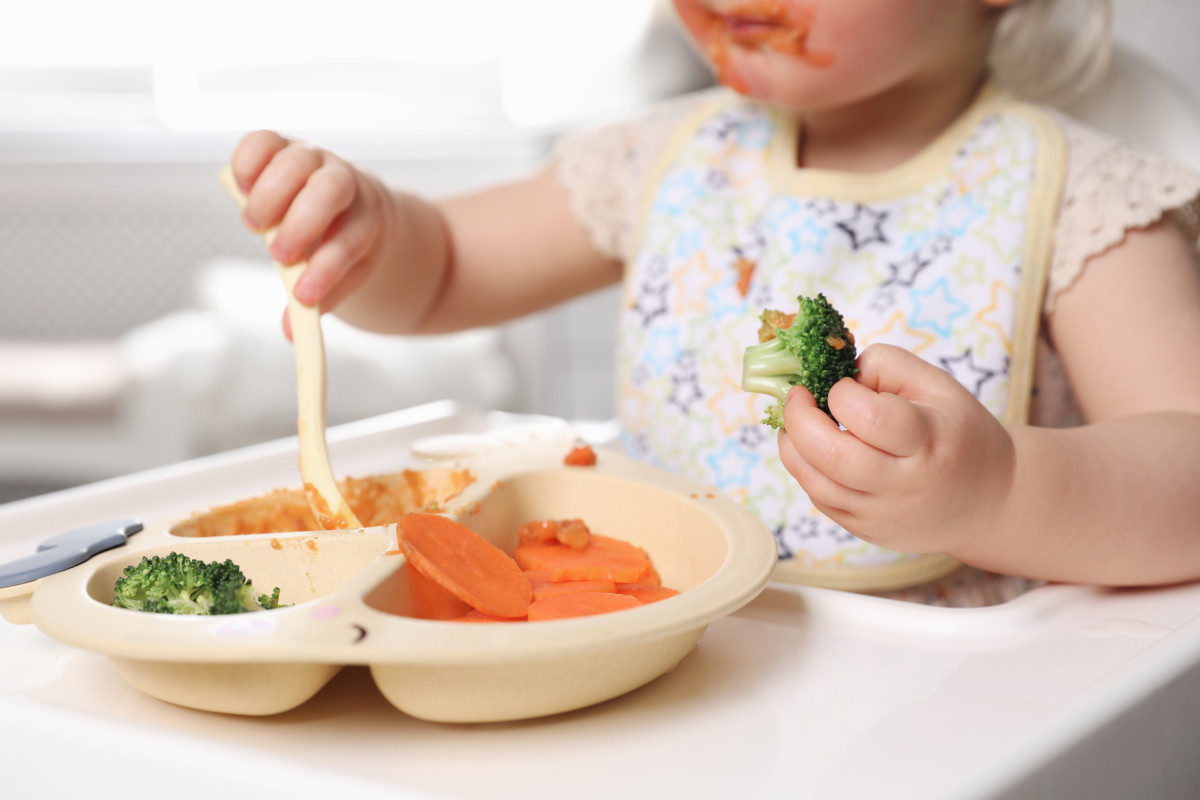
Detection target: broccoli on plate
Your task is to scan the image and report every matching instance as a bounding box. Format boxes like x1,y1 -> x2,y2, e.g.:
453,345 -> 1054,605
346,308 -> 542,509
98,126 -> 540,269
112,552 -> 284,615
741,293 -> 859,429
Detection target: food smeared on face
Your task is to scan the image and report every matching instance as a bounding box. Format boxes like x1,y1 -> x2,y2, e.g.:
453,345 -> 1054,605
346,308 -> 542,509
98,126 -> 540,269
674,0 -> 833,93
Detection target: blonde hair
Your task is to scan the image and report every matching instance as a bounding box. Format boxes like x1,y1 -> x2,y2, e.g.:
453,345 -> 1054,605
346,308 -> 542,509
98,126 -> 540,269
989,0 -> 1114,107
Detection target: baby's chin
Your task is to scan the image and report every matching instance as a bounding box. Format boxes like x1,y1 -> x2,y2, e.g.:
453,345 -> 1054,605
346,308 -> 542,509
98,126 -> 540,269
713,49 -> 840,112
718,75 -> 828,116
712,46 -> 774,97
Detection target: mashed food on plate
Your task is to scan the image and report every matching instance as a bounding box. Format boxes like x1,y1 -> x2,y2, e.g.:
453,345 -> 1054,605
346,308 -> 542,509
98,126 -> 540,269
171,468 -> 475,537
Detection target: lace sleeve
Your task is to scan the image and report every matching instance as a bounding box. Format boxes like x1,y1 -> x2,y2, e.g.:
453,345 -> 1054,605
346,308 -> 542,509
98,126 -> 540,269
552,91 -> 725,263
552,118 -> 641,262
1046,142 -> 1200,312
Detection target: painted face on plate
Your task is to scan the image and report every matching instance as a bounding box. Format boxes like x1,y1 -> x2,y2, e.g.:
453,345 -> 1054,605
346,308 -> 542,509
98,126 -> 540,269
671,0 -> 996,113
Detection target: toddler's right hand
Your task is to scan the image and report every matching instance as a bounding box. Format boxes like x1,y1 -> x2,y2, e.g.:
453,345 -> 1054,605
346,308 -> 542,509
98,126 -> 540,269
776,343 -> 1017,557
230,130 -> 393,312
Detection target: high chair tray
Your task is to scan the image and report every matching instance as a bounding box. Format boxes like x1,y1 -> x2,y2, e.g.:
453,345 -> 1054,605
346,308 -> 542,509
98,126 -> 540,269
2,400 -> 1199,799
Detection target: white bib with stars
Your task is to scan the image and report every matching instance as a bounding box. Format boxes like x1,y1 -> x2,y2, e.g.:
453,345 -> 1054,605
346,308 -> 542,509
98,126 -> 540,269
615,88 -> 1066,591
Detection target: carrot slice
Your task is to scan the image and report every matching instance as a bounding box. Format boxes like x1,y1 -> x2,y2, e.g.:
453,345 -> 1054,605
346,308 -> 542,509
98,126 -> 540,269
588,534 -> 651,559
527,592 -> 643,621
453,608 -> 518,623
555,519 -> 591,549
615,583 -> 680,603
637,564 -> 662,587
398,512 -> 532,619
521,569 -> 556,583
519,520 -> 559,543
518,518 -> 591,549
531,579 -> 617,602
406,561 -> 472,620
514,534 -> 653,583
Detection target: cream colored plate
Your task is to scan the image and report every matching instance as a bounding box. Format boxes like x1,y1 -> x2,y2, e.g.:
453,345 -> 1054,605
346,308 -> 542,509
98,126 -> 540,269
29,445 -> 777,723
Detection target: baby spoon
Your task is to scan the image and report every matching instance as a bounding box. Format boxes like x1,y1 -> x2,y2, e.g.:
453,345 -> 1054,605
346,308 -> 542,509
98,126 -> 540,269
218,166 -> 362,530
0,519 -> 143,589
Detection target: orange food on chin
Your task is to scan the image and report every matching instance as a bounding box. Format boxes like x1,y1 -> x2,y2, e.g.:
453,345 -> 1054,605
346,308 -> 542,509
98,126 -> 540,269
677,0 -> 833,93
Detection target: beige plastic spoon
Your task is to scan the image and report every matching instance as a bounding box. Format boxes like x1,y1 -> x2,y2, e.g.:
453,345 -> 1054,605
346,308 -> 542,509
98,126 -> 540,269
218,166 -> 362,530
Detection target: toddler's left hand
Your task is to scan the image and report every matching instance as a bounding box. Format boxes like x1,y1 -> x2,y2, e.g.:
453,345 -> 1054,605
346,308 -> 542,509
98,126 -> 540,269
778,343 -> 1015,555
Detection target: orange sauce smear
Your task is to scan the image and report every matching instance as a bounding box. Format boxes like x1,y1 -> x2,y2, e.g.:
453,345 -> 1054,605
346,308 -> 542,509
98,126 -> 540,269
680,0 -> 833,93
173,469 -> 475,537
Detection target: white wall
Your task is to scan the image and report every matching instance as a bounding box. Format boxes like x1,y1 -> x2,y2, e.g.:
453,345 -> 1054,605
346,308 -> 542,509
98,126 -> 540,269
1113,0 -> 1200,102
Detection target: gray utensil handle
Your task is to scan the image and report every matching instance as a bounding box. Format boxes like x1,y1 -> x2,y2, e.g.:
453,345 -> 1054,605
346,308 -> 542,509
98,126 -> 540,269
0,519 -> 143,588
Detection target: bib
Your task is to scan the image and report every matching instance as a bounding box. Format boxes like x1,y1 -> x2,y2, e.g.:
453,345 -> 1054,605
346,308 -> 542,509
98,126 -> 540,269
616,88 -> 1066,591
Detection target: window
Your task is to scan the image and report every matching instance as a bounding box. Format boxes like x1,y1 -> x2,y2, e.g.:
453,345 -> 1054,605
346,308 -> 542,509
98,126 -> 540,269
1,0 -> 691,135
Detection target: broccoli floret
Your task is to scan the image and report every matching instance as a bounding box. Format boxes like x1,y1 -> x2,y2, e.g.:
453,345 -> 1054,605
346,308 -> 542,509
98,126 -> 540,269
111,552 -> 214,614
205,558 -> 283,614
112,552 -> 285,615
741,293 -> 859,429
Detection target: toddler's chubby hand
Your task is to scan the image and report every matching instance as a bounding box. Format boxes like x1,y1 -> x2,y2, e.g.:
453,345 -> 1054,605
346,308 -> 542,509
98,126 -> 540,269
231,130 -> 393,311
777,343 -> 1015,555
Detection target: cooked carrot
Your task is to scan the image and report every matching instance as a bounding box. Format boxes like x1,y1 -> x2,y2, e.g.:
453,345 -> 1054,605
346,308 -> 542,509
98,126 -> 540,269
519,520 -> 557,543
519,518 -> 591,549
515,534 -> 653,583
589,534 -> 651,559
453,608 -> 518,623
563,445 -> 597,466
398,512 -> 532,619
556,519 -> 591,548
637,564 -> 662,587
527,591 -> 643,621
520,568 -> 556,584
406,561 -> 472,620
531,578 -> 617,602
615,583 -> 680,603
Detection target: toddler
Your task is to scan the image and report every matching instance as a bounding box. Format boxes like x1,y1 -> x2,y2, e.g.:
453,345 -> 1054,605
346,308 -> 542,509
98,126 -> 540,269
229,0 -> 1200,601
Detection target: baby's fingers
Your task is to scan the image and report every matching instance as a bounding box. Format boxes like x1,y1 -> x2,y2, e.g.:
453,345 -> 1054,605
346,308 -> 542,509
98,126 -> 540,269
781,386 -> 895,494
241,141 -> 324,238
776,427 -> 862,521
853,343 -> 950,401
826,375 -> 933,458
293,194 -> 379,307
269,163 -> 358,271
230,130 -> 290,193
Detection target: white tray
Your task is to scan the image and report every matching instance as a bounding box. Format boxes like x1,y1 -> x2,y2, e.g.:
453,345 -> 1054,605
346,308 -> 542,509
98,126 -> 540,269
3,401 -> 1200,799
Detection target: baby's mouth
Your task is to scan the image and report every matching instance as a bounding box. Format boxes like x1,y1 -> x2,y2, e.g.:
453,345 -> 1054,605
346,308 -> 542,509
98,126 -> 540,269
714,5 -> 832,66
724,15 -> 792,47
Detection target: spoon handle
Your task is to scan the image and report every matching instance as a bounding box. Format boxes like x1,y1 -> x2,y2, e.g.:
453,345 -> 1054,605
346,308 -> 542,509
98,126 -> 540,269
217,166 -> 362,530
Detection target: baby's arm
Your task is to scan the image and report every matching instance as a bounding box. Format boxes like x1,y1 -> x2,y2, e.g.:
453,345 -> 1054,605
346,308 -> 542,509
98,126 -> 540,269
230,131 -> 621,337
1007,215 -> 1200,584
779,216 -> 1200,586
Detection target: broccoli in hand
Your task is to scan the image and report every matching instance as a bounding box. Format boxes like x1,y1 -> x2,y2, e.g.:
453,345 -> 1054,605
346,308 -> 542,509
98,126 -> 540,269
112,552 -> 285,615
741,293 -> 859,429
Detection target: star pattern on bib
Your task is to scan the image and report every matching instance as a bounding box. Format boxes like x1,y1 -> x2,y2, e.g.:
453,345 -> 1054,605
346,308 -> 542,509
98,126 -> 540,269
633,282 -> 669,328
939,348 -> 999,398
835,204 -> 889,250
667,351 -> 705,413
618,98 -> 1044,577
705,439 -> 758,490
883,250 -> 932,288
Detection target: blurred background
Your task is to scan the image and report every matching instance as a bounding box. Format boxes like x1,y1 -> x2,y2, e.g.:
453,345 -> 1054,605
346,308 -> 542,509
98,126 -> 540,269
0,0 -> 1197,504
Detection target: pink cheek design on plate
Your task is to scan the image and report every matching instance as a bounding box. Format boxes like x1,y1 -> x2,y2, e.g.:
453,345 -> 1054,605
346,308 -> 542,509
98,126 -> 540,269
213,616 -> 277,637
310,604 -> 342,620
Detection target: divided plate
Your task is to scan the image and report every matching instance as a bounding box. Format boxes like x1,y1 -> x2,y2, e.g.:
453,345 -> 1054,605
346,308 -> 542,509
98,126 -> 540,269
28,445 -> 778,723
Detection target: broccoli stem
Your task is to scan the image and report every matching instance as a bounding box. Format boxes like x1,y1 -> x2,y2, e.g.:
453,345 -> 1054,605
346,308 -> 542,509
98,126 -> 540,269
741,338 -> 804,400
